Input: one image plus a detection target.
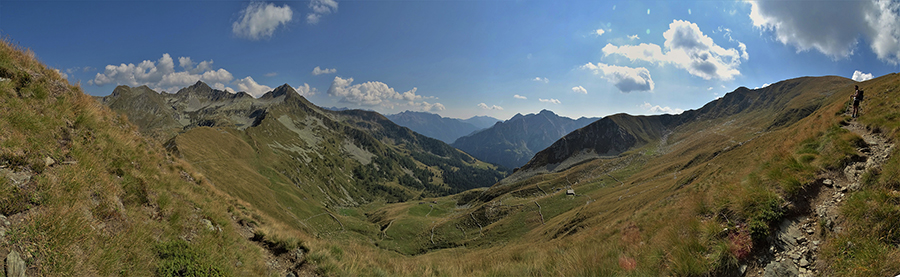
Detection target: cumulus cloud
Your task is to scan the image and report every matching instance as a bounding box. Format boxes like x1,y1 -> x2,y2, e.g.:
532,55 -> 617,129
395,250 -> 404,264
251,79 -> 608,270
628,34 -> 640,40
54,69 -> 68,80
581,62 -> 654,93
571,86 -> 588,94
478,103 -> 503,110
307,0 -> 338,24
746,0 -> 900,64
231,76 -> 273,97
312,66 -> 337,75
232,2 -> 293,40
327,76 -> 440,110
415,101 -> 446,112
852,70 -> 874,82
532,77 -> 549,83
513,94 -> 527,100
539,98 -> 561,104
601,20 -> 745,80
640,102 -> 684,114
754,83 -> 772,90
595,29 -> 606,36
294,83 -> 319,96
92,53 -> 240,93
89,53 -> 336,98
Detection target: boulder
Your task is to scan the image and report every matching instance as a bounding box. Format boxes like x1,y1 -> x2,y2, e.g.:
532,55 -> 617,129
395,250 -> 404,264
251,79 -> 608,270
764,259 -> 798,277
43,157 -> 55,168
6,250 -> 25,277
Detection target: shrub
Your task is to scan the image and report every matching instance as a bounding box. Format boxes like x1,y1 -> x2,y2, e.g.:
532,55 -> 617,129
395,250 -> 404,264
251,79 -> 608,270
155,240 -> 226,277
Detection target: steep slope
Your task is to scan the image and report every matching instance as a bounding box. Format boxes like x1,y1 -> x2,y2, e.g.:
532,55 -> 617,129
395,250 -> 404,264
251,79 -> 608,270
102,82 -> 508,246
331,75 -> 897,276
385,110 -> 492,144
0,39 -> 313,276
518,77 -> 850,177
452,109 -> 599,169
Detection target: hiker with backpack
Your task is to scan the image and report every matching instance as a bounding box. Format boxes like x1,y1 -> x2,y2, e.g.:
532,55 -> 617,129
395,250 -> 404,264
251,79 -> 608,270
852,85 -> 864,118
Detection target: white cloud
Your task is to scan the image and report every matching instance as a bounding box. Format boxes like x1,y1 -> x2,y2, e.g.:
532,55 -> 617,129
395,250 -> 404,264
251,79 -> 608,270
581,62 -> 654,93
232,76 -> 273,97
307,0 -> 338,24
513,94 -> 527,100
54,69 -> 68,80
327,76 -> 440,110
753,83 -> 772,90
571,86 -> 588,94
539,98 -> 561,104
595,29 -> 606,36
232,2 -> 293,40
628,34 -> 640,40
640,102 -> 684,114
532,77 -> 549,83
91,53 -> 327,96
264,72 -> 278,77
177,57 -> 214,74
294,83 -> 318,96
93,53 -> 236,92
312,66 -> 337,75
478,103 -> 503,110
746,0 -> 900,64
602,20 -> 745,80
415,101 -> 446,112
852,70 -> 874,82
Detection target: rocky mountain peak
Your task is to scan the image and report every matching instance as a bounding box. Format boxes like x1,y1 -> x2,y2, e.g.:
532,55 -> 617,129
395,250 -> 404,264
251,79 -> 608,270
261,83 -> 297,99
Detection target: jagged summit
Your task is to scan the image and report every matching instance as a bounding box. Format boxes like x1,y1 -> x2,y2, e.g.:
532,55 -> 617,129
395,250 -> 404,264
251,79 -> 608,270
174,80 -> 251,101
452,109 -> 599,168
261,83 -> 297,99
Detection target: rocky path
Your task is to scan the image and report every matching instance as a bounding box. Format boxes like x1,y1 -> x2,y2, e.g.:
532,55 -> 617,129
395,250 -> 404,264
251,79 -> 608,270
757,120 -> 894,277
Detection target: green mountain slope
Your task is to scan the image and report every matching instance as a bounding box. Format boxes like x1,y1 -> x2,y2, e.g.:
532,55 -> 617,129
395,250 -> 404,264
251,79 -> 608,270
0,39 -> 305,276
327,75 -> 898,276
103,82 -> 507,203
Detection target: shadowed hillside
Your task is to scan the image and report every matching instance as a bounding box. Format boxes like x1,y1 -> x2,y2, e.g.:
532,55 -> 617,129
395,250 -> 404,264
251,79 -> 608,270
385,111 -> 498,144
452,109 -> 599,169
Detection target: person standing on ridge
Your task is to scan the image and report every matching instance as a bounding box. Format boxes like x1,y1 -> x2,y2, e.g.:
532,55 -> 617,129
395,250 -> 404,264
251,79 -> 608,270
851,85 -> 864,118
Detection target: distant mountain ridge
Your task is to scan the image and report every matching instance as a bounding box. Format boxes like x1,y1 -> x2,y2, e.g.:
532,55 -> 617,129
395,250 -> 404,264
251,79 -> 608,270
385,111 -> 499,143
514,76 -> 855,178
451,109 -> 599,169
101,81 -> 508,205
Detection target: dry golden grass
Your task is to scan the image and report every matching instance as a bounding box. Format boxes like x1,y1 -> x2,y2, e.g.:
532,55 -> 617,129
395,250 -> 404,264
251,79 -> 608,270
0,37 -> 286,276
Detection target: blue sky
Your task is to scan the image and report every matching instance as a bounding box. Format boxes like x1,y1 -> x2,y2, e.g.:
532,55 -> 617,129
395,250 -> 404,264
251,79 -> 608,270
2,0 -> 899,120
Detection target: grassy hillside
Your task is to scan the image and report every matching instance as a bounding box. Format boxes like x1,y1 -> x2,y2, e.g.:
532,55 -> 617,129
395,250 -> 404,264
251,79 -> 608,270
286,75 -> 898,276
8,33 -> 896,276
0,39 -> 319,276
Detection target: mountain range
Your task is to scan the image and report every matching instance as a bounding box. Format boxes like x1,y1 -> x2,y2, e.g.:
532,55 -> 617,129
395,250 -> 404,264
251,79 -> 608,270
384,111 -> 499,144
4,39 -> 899,276
451,109 -> 599,169
101,81 -> 508,205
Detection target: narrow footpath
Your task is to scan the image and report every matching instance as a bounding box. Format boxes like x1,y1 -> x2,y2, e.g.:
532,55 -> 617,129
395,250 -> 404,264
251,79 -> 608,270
755,120 -> 894,277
